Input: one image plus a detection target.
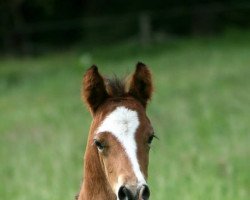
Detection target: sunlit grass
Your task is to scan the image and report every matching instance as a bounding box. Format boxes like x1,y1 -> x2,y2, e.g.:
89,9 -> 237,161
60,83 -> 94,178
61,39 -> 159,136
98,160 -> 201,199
0,29 -> 249,200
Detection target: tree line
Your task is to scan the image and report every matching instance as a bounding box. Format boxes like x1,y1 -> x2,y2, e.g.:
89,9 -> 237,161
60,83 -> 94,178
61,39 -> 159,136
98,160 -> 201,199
1,0 -> 250,54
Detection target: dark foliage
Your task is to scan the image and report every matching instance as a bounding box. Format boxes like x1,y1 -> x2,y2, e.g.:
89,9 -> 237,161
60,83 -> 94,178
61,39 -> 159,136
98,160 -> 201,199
1,0 -> 250,55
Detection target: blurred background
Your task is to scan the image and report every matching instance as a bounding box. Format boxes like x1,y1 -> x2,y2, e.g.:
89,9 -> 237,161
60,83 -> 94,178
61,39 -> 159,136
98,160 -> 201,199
1,0 -> 250,55
0,0 -> 249,200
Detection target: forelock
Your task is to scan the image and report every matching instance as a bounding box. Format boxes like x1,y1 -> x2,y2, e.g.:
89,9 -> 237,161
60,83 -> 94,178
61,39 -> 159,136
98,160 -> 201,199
105,76 -> 126,98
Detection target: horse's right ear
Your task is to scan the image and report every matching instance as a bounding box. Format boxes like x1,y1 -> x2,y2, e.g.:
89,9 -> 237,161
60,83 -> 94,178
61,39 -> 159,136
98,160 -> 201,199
82,65 -> 108,115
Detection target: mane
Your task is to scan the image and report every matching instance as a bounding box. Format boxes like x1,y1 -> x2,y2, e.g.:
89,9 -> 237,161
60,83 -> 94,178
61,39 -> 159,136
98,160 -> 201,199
105,75 -> 127,98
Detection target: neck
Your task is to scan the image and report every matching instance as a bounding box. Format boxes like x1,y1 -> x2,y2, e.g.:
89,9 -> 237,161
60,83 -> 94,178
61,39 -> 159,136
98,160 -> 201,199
78,142 -> 116,200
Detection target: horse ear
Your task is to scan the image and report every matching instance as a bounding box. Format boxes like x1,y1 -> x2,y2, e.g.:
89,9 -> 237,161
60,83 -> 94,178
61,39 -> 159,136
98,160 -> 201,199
128,62 -> 153,107
82,65 -> 108,114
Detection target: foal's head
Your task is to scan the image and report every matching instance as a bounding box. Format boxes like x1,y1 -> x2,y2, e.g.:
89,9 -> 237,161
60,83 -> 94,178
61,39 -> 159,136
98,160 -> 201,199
82,63 -> 154,200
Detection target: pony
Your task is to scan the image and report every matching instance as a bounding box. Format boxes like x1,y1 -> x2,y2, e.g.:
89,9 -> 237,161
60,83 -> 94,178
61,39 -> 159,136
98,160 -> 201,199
77,63 -> 155,200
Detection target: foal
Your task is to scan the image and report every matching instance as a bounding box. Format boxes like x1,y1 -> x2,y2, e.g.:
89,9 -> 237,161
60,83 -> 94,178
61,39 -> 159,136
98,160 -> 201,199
77,63 -> 155,200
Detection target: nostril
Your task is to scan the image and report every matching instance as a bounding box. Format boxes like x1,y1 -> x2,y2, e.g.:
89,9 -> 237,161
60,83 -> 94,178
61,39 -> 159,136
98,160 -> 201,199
118,186 -> 126,200
140,185 -> 150,200
118,186 -> 133,200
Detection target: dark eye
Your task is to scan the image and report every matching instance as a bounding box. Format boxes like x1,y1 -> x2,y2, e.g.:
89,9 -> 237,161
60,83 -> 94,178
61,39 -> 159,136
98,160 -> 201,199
94,139 -> 105,151
147,134 -> 158,146
147,135 -> 154,145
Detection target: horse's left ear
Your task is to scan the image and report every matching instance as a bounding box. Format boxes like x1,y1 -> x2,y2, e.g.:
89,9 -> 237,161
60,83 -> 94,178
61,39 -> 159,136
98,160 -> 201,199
128,62 -> 153,107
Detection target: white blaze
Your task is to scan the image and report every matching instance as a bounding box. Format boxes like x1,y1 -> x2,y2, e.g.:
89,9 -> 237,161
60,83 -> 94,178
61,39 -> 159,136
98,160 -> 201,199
96,106 -> 146,185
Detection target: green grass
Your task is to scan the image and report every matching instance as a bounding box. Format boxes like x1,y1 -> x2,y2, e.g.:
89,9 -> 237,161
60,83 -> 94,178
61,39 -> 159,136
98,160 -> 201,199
0,29 -> 249,200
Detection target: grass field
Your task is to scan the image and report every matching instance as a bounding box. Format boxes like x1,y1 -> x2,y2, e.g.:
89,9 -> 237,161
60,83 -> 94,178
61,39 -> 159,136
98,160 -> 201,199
0,29 -> 249,200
